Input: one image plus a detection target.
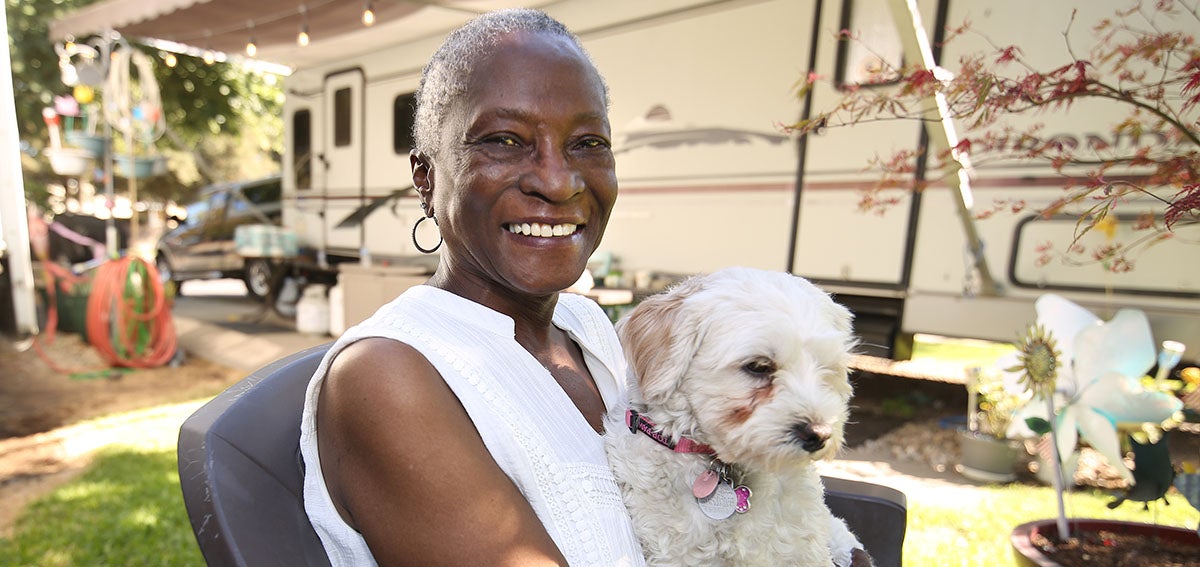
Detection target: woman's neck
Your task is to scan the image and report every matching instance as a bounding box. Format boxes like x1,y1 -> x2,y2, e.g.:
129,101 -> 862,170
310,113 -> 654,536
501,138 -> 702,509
426,267 -> 561,340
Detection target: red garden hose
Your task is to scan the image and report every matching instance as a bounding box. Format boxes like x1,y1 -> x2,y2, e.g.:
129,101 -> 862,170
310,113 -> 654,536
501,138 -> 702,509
34,256 -> 177,371
87,256 -> 177,368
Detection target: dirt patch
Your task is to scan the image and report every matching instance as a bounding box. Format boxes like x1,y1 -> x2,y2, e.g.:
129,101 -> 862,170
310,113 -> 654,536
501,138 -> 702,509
0,333 -> 243,438
0,332 -> 245,535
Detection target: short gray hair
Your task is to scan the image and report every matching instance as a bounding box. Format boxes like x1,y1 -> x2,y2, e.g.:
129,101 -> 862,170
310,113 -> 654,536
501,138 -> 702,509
413,9 -> 607,157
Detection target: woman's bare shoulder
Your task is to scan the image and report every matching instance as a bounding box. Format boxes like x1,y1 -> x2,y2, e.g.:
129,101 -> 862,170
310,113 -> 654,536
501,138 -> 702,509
314,337 -> 567,565
317,337 -> 461,457
323,337 -> 442,403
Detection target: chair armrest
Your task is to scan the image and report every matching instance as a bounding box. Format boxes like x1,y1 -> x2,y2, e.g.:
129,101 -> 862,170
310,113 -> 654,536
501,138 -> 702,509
822,475 -> 907,567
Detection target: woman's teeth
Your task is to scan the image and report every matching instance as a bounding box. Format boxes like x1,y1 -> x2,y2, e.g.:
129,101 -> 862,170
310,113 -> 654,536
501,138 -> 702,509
506,222 -> 578,237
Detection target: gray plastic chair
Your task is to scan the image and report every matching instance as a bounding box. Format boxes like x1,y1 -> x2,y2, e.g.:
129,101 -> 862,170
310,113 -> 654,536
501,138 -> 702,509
178,343 -> 907,567
178,343 -> 332,567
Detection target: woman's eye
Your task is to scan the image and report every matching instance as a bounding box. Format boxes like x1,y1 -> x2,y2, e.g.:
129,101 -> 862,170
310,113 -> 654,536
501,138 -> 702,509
486,135 -> 519,146
742,359 -> 776,378
576,137 -> 610,150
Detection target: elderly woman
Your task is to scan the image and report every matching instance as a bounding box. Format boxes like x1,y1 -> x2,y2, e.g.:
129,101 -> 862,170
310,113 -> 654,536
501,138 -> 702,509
299,9 -> 643,566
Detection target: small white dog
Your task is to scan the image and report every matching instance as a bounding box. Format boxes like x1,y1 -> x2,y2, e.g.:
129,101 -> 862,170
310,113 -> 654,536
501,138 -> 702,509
604,267 -> 870,567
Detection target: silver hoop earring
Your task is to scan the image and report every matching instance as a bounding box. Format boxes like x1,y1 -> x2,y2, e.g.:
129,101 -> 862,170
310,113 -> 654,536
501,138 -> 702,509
412,215 -> 442,254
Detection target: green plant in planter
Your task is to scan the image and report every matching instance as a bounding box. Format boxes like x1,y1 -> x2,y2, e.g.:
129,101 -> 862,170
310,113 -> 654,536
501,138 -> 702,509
968,367 -> 1029,440
959,367 -> 1030,483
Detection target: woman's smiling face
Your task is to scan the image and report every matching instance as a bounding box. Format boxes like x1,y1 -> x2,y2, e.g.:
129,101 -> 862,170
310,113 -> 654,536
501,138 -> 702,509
424,30 -> 616,299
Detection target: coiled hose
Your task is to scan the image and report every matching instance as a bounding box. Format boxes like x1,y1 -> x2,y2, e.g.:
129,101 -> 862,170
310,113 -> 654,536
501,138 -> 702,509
35,256 -> 177,371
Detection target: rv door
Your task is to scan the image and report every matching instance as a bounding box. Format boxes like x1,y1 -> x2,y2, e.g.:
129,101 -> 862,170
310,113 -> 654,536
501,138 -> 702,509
323,69 -> 366,257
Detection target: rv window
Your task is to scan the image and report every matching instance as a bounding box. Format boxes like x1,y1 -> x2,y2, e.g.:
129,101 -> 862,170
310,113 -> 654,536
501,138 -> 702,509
394,92 -> 416,155
293,109 -> 312,190
334,87 -> 352,147
835,0 -> 904,87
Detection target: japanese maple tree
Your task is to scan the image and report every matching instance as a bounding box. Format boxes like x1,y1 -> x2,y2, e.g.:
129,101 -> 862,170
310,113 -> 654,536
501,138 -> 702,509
793,1 -> 1199,273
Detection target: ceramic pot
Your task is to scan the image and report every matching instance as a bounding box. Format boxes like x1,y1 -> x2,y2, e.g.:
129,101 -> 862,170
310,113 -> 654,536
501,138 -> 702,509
1011,518 -> 1200,567
958,429 -> 1019,483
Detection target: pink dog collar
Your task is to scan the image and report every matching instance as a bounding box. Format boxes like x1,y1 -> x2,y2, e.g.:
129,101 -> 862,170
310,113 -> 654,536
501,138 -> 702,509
625,409 -> 714,454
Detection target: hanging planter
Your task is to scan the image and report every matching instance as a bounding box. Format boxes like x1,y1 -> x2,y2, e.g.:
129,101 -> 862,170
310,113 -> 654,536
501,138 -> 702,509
45,147 -> 95,176
115,155 -> 166,178
65,131 -> 106,158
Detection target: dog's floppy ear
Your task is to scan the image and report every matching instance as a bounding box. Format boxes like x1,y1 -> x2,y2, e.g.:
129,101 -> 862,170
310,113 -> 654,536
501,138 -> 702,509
825,296 -> 854,336
616,276 -> 706,407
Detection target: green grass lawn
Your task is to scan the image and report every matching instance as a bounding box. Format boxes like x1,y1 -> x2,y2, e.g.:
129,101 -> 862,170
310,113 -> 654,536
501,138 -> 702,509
904,483 -> 1197,566
2,400 -> 1196,566
910,334 -> 1017,368
0,447 -> 204,567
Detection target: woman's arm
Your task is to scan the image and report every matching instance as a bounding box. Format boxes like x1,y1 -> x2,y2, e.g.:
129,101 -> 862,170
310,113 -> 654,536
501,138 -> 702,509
316,337 -> 567,566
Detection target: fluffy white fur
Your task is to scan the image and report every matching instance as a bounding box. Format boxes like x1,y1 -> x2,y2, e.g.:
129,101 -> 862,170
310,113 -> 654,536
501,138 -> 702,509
604,267 -> 866,567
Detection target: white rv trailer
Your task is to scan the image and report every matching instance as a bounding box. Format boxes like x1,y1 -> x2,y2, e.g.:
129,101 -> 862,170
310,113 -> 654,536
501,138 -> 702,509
276,0 -> 1198,360
51,0 -> 1200,361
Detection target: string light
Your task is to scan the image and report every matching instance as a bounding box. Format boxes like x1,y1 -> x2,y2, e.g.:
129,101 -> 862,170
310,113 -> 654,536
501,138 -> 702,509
297,5 -> 310,47
164,52 -> 177,68
202,30 -> 215,65
245,21 -> 257,57
362,0 -> 375,26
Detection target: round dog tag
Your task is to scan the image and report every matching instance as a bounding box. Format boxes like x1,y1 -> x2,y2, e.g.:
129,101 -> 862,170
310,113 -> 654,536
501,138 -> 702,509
692,470 -> 719,498
696,481 -> 738,520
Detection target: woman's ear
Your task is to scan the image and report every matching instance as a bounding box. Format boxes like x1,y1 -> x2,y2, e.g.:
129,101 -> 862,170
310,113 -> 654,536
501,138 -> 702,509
411,150 -> 435,215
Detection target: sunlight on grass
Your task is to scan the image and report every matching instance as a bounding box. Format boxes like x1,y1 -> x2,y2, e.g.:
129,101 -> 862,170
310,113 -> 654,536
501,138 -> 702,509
911,333 -> 1016,368
0,447 -> 204,567
904,483 -> 1198,566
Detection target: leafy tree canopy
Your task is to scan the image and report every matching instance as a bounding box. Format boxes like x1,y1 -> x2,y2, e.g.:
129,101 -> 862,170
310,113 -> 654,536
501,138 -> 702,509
7,0 -> 283,205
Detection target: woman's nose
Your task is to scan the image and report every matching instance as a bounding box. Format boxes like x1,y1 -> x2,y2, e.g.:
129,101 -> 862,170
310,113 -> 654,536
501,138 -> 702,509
520,145 -> 584,202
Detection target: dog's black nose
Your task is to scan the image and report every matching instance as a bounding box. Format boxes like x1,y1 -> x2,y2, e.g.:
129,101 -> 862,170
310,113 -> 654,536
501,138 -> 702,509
792,422 -> 831,452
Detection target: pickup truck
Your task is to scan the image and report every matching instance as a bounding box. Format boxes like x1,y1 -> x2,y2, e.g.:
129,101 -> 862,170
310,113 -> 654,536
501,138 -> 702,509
155,176 -> 281,298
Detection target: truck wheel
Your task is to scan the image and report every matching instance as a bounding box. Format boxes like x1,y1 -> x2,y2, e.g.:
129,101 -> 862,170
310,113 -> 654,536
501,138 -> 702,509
244,259 -> 274,299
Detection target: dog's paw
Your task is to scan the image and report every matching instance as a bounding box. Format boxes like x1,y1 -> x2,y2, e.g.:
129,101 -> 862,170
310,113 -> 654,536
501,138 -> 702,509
847,547 -> 874,567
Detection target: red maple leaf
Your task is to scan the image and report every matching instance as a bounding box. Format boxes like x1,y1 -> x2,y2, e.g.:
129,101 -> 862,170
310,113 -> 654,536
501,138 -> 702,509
1165,184 -> 1200,229
995,45 -> 1022,65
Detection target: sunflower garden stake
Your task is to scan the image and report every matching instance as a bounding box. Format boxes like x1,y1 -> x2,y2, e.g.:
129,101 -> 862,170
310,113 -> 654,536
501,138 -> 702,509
1010,324 -> 1069,539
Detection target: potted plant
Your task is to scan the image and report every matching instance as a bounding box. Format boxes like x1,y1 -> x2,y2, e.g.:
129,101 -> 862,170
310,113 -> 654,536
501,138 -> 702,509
111,123 -> 166,180
41,105 -> 95,177
958,366 -> 1028,482
1002,294 -> 1199,566
57,90 -> 107,159
114,153 -> 166,178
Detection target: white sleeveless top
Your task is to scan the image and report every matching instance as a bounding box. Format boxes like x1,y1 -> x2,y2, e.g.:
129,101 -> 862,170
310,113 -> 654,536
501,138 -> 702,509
299,285 -> 645,566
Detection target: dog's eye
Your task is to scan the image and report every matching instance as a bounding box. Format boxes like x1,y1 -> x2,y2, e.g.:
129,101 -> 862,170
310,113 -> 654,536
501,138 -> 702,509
742,358 -> 777,378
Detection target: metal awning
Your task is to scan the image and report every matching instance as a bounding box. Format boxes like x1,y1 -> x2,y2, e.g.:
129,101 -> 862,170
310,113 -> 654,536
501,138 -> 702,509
50,0 -> 554,70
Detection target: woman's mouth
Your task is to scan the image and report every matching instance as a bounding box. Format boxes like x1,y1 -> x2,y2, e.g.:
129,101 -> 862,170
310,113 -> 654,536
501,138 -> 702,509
505,222 -> 579,237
